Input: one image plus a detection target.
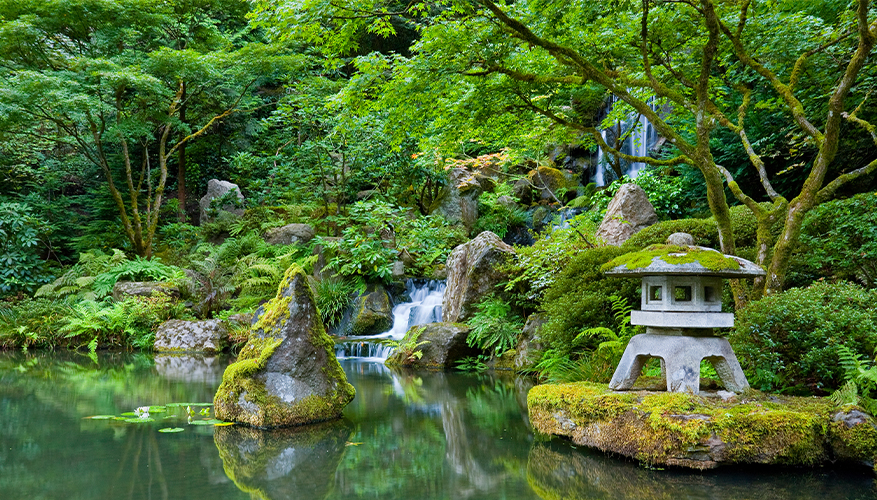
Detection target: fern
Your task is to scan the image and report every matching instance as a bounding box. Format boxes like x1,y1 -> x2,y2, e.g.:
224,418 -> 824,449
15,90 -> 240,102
465,296 -> 524,355
831,344 -> 877,414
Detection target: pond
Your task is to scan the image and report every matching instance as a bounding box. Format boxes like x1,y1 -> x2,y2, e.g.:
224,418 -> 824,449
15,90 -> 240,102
1,351 -> 875,499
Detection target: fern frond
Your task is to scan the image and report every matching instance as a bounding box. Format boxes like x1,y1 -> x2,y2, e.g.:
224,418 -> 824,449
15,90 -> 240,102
830,380 -> 859,407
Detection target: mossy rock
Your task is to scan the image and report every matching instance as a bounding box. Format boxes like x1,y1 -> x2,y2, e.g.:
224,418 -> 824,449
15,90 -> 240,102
214,265 -> 355,428
528,382 -> 877,470
349,284 -> 393,336
603,244 -> 742,274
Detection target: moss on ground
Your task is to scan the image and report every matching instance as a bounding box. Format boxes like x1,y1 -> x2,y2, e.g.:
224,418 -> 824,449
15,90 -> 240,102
528,382 -> 877,469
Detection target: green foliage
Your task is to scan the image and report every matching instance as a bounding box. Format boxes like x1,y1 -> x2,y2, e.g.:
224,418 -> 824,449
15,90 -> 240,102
386,329 -> 430,363
0,297 -> 72,348
472,184 -> 528,239
36,249 -> 183,301
537,246 -> 638,350
313,278 -> 358,325
455,354 -> 490,373
60,295 -> 187,351
0,201 -> 50,295
830,345 -> 877,415
181,256 -> 235,319
591,169 -> 701,220
577,295 -> 638,366
731,281 -> 877,394
621,218 -> 720,250
464,296 -> 524,356
504,213 -> 600,305
793,192 -> 877,288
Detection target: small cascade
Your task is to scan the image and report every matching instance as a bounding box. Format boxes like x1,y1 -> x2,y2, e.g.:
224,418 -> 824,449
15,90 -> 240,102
335,279 -> 445,361
592,95 -> 662,186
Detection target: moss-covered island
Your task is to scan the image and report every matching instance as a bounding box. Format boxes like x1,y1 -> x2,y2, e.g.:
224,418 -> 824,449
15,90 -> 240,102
528,382 -> 877,470
214,265 -> 355,428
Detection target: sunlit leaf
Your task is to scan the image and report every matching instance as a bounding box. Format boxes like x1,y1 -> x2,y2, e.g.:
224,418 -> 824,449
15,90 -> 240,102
158,427 -> 185,433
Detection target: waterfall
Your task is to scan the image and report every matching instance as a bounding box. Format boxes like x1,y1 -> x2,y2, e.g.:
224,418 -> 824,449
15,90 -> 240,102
592,96 -> 661,186
335,279 -> 446,361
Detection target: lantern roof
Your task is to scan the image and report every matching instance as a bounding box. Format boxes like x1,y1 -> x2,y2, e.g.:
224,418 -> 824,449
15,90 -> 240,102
602,244 -> 766,278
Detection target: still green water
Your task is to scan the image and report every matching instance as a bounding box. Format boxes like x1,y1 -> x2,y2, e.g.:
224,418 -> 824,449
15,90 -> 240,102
0,351 -> 874,500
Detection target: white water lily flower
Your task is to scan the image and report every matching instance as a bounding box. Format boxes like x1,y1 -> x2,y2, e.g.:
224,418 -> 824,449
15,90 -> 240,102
136,406 -> 150,419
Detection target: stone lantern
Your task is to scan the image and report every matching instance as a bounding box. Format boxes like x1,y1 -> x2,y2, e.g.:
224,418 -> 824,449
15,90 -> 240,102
603,233 -> 765,394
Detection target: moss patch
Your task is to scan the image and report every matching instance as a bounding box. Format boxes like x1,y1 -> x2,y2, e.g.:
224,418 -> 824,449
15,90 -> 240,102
528,383 -> 877,469
603,244 -> 741,273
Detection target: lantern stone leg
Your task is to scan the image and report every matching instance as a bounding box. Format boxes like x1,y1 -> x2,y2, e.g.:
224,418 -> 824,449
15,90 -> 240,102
608,333 -> 750,394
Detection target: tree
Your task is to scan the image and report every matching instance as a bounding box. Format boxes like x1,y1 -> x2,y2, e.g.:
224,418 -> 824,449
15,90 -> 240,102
0,0 -> 267,257
254,0 -> 877,301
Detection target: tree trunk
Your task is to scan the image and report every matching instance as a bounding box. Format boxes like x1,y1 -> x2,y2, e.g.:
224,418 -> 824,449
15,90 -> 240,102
177,82 -> 188,222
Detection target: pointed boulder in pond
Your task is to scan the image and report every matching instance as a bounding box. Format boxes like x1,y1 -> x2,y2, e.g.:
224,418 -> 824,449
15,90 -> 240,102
214,264 -> 355,428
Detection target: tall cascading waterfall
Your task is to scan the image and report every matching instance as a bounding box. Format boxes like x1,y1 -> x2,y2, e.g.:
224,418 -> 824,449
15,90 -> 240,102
592,95 -> 661,186
334,279 -> 446,361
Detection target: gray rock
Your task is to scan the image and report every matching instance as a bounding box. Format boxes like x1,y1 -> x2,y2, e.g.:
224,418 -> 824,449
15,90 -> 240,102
154,319 -> 228,353
392,260 -> 405,279
263,223 -> 316,246
514,313 -> 548,370
433,167 -> 481,232
667,232 -> 696,246
596,183 -> 659,246
199,179 -> 244,225
442,231 -> 515,323
496,195 -> 519,210
350,284 -> 393,336
385,322 -> 479,369
112,281 -> 179,301
408,305 -> 441,326
214,265 -> 355,428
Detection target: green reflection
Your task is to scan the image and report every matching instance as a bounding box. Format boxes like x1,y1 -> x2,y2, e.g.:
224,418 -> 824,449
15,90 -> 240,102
215,421 -> 353,500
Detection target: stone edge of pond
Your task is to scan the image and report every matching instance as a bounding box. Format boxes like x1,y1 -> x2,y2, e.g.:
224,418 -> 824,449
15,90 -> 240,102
527,382 -> 877,472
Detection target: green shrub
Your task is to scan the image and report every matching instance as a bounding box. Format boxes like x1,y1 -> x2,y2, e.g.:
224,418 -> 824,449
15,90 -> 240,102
0,201 -> 51,296
313,277 -> 359,326
465,295 -> 524,355
621,218 -> 719,250
504,213 -> 600,307
472,184 -> 528,238
0,297 -> 72,348
538,246 -> 639,350
730,281 -> 877,394
792,192 -> 877,288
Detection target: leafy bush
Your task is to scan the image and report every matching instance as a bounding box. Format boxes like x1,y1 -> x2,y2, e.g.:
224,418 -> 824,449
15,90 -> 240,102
36,249 -> 183,300
472,184 -> 528,238
504,213 -> 600,306
60,295 -> 190,351
465,296 -> 524,355
793,192 -> 877,288
731,281 -> 877,394
538,246 -> 639,350
313,277 -> 359,325
590,169 -> 702,220
0,201 -> 50,295
621,218 -> 719,250
0,297 -> 72,348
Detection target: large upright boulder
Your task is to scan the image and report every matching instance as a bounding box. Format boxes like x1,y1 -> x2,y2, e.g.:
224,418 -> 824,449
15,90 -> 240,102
442,231 -> 515,323
214,265 -> 355,428
434,167 -> 481,232
596,183 -> 658,246
199,179 -> 245,224
349,284 -> 393,336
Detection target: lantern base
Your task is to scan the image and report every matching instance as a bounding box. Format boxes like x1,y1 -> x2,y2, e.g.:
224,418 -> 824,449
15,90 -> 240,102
609,333 -> 749,394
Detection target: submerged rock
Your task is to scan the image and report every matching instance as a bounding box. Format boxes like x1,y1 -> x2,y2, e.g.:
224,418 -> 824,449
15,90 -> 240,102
214,265 -> 355,428
528,382 -> 877,470
154,319 -> 228,353
596,183 -> 658,246
442,231 -> 515,323
214,420 -> 352,499
385,322 -> 478,369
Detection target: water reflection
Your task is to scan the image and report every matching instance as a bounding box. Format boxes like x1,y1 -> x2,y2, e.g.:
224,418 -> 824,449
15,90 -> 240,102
215,421 -> 353,500
527,441 -> 877,500
154,353 -> 228,384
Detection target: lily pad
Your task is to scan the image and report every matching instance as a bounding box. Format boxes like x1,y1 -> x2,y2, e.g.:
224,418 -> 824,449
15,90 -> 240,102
158,427 -> 185,433
213,422 -> 234,427
147,406 -> 167,413
188,419 -> 223,426
120,412 -> 139,417
84,415 -> 116,420
166,402 -> 213,407
124,417 -> 155,423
